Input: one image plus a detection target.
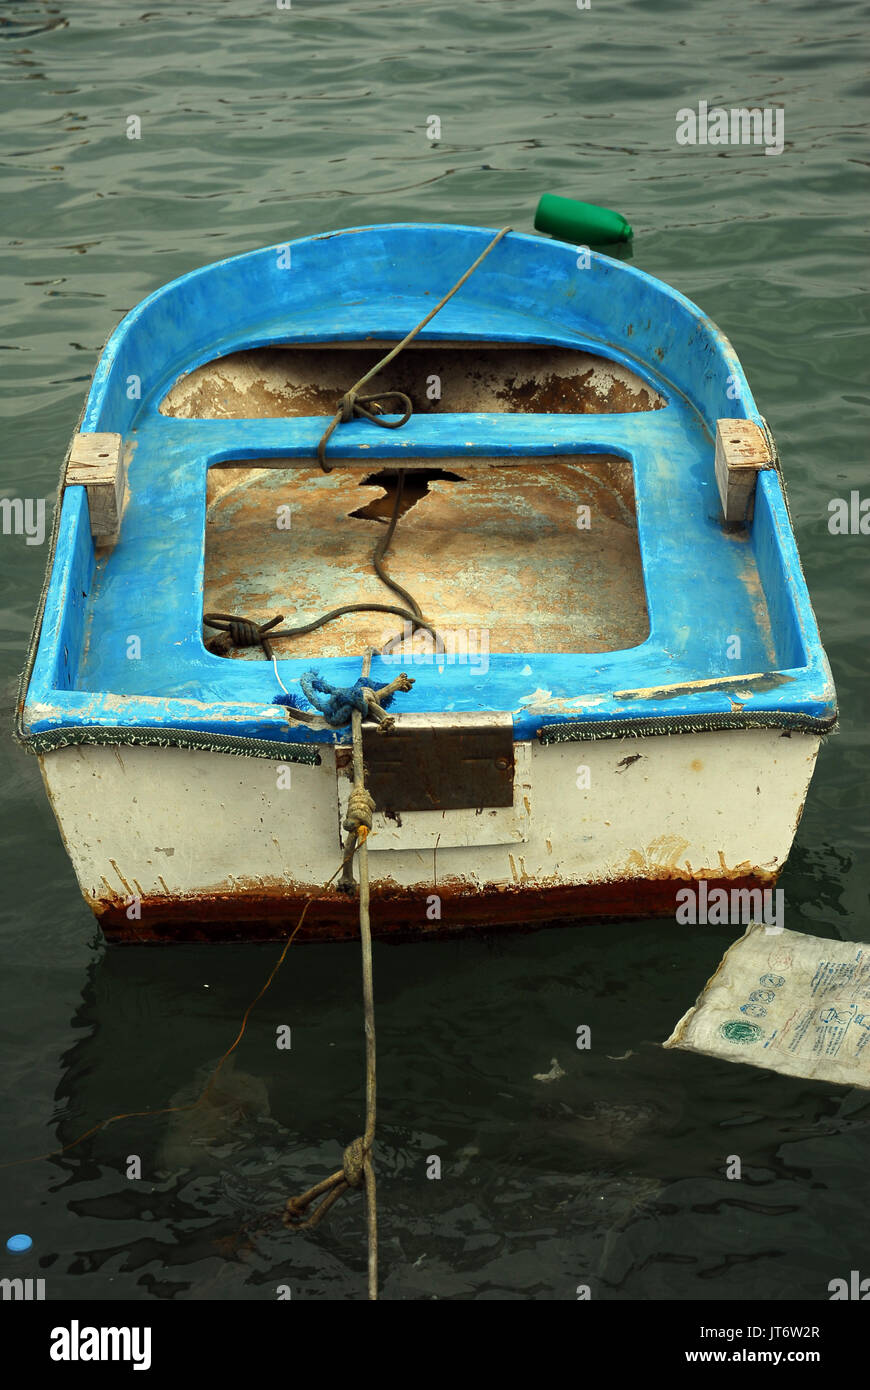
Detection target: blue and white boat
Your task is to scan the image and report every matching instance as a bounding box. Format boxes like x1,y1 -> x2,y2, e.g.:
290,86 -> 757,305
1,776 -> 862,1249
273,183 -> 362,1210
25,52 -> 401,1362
17,223 -> 837,941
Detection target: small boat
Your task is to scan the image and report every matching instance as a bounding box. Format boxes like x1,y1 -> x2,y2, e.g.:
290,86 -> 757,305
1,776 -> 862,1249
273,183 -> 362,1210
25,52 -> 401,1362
17,222 -> 837,942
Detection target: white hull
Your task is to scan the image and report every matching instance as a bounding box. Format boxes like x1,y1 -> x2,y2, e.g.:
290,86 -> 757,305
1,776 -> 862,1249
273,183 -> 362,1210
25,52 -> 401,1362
40,725 -> 820,941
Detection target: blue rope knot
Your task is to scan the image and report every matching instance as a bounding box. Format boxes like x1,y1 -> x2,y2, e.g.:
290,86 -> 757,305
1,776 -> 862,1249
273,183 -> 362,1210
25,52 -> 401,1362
274,669 -> 399,728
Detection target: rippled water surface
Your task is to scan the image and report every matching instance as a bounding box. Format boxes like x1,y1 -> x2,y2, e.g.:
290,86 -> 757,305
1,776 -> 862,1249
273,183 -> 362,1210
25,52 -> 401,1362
1,0 -> 867,1300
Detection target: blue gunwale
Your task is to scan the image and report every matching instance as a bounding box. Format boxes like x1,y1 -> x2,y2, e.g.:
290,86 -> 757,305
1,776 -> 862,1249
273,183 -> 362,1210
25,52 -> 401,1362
23,223 -> 836,747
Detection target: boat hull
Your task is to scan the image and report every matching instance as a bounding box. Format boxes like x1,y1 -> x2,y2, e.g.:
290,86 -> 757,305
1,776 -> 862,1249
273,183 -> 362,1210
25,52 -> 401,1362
19,227 -> 837,939
40,725 -> 819,943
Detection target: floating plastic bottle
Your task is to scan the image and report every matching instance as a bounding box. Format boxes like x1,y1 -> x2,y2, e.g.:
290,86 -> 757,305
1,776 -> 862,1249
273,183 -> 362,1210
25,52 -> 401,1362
534,194 -> 633,246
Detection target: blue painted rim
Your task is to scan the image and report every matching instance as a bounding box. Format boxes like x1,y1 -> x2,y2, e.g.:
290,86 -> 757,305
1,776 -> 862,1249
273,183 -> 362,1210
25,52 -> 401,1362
20,224 -> 836,749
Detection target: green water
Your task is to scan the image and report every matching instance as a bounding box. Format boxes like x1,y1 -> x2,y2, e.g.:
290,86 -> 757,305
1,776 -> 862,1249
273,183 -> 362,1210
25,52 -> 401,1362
1,0 -> 867,1300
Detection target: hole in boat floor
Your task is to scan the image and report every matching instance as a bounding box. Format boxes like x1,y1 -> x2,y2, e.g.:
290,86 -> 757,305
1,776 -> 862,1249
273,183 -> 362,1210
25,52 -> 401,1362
163,344 -> 666,417
348,469 -> 467,523
203,457 -> 650,659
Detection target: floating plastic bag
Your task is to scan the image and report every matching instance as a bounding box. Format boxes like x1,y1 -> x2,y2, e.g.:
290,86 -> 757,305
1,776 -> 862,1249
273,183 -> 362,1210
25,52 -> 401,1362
664,924 -> 870,1088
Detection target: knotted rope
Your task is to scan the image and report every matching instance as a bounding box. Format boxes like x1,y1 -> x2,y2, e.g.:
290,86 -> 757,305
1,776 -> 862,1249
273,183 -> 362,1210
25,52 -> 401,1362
345,785 -> 375,837
316,391 -> 412,473
204,600 -> 436,659
297,670 -> 412,729
202,613 -> 284,660
274,670 -> 413,730
283,1134 -> 367,1232
202,469 -> 438,662
316,225 -> 511,472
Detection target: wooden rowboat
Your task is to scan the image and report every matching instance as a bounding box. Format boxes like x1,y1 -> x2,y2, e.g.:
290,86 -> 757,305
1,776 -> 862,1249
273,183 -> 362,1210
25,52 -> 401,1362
17,223 -> 837,941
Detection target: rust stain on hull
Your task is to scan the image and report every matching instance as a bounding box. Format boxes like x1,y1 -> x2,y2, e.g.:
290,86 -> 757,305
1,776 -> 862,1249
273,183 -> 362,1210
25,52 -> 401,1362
91,870 -> 778,945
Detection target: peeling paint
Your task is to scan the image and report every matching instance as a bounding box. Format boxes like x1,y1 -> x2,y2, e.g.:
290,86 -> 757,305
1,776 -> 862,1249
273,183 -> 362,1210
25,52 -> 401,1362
516,689 -> 608,713
613,671 -> 795,701
203,456 -> 648,660
89,868 -> 781,943
161,344 -> 665,421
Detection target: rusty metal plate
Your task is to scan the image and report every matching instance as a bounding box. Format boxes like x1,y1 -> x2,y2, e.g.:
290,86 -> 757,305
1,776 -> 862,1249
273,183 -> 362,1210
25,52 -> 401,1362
360,712 -> 515,812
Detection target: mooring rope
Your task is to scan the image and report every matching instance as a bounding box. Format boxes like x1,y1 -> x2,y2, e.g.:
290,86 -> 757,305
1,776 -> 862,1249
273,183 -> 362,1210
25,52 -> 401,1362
284,649 -> 380,1300
0,856 -> 349,1172
316,225 -> 512,472
203,228 -> 512,665
289,669 -> 413,730
1,698 -> 387,1305
203,465 -> 438,663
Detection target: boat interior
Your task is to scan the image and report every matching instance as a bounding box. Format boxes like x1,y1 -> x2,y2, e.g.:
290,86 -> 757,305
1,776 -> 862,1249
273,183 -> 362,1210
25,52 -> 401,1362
162,344 -> 662,660
24,226 -> 834,747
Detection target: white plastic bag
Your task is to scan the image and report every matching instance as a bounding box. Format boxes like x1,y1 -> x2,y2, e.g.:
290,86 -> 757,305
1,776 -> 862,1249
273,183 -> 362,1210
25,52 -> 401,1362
664,924 -> 870,1088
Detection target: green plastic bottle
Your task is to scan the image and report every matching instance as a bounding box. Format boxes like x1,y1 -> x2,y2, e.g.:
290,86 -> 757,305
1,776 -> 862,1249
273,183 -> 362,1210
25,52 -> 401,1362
534,194 -> 633,246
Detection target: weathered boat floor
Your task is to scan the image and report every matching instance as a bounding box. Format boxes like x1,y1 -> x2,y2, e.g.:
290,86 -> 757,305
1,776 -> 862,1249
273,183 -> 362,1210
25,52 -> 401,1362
161,343 -> 666,419
203,456 -> 648,659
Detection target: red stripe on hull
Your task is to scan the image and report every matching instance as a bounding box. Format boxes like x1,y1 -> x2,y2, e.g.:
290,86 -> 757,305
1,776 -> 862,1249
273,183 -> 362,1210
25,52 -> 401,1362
94,872 -> 778,944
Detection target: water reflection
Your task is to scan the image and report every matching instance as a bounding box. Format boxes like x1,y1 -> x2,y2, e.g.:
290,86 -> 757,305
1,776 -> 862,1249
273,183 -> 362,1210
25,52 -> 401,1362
41,926 -> 870,1299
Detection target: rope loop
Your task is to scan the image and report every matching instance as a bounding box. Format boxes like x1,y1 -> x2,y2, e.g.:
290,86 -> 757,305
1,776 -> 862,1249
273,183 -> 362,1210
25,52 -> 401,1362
354,391 -> 413,429
202,612 -> 283,660
316,226 -> 511,472
282,1134 -> 370,1231
318,391 -> 415,472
